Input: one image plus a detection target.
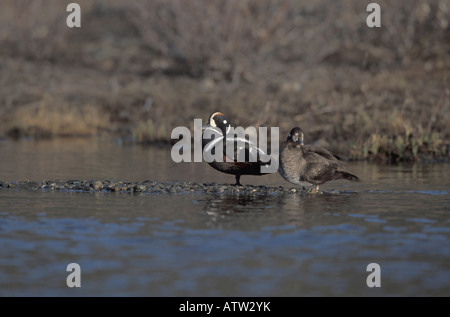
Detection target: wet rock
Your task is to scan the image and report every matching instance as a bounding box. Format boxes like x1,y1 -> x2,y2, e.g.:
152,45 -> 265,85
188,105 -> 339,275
7,182 -> 17,188
93,181 -> 103,191
136,184 -> 147,192
0,179 -> 312,195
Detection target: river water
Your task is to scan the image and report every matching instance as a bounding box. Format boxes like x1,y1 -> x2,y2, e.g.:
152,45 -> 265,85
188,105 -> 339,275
0,138 -> 449,296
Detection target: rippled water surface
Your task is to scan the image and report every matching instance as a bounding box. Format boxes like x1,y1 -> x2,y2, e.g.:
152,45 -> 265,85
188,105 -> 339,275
0,139 -> 449,296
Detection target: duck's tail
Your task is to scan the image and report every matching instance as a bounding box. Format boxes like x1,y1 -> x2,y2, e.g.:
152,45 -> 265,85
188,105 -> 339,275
339,171 -> 360,182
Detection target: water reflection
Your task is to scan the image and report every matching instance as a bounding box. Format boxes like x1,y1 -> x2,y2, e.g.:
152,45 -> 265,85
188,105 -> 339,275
201,192 -> 361,229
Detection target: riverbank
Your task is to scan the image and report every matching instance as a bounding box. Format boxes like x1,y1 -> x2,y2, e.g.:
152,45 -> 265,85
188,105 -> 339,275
1,1 -> 448,162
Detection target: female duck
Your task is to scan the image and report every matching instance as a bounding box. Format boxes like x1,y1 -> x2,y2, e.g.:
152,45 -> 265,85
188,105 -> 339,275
278,127 -> 360,192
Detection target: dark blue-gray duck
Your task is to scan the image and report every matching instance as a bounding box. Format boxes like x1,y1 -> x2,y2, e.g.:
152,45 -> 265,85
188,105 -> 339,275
202,112 -> 273,186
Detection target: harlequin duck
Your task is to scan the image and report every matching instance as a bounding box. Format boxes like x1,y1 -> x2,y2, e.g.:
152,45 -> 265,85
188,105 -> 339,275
278,127 -> 360,193
202,112 -> 273,186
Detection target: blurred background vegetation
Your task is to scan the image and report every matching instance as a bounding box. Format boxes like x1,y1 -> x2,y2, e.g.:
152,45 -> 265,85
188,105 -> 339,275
0,0 -> 449,162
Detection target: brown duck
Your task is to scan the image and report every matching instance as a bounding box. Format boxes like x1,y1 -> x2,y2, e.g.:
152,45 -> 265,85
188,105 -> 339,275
278,127 -> 360,193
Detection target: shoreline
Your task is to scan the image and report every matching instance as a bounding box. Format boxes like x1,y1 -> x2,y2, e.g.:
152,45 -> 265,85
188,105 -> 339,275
0,180 -> 312,195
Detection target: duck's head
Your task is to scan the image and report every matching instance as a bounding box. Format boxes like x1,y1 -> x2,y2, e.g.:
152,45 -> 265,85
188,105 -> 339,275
287,127 -> 304,145
204,112 -> 231,134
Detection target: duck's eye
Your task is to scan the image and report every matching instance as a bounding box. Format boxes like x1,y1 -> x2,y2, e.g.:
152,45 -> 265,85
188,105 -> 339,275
223,119 -> 227,125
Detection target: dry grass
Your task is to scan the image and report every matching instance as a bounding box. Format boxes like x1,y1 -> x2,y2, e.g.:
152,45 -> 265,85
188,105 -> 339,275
350,131 -> 447,162
0,0 -> 448,161
5,95 -> 110,138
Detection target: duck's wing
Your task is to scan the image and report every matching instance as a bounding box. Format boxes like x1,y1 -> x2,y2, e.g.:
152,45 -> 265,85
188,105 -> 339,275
301,149 -> 340,184
301,144 -> 340,162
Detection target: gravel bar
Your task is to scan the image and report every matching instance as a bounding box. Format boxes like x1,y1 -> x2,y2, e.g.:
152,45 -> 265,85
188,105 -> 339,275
0,180 -> 317,195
